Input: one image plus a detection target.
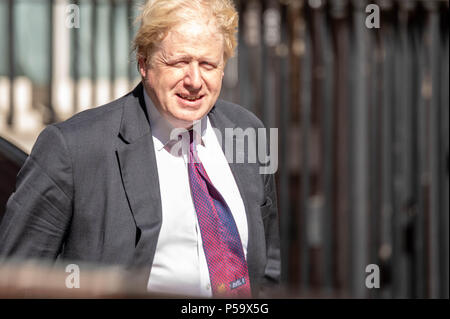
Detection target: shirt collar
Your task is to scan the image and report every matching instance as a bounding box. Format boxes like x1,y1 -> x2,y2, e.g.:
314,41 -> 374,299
143,88 -> 208,152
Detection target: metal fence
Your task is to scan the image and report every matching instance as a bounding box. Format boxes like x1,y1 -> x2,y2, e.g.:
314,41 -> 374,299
0,0 -> 448,298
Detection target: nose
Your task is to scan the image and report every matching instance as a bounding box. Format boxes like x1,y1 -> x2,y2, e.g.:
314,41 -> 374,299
184,63 -> 202,91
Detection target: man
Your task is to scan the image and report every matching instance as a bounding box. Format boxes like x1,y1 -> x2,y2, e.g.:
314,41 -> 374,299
0,0 -> 280,298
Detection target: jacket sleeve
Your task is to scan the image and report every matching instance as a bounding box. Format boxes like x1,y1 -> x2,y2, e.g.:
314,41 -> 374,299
258,171 -> 281,296
0,125 -> 73,261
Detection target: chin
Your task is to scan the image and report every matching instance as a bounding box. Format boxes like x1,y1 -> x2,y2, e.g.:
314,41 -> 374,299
168,113 -> 201,128
175,109 -> 209,122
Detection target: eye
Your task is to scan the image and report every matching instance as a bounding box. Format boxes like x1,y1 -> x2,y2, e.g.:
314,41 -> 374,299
169,60 -> 188,67
201,61 -> 216,70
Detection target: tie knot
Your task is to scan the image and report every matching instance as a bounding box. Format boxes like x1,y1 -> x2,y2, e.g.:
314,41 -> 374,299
188,129 -> 200,158
189,129 -> 195,145
188,129 -> 203,147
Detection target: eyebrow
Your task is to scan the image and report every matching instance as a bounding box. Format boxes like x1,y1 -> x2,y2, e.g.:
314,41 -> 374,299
166,55 -> 192,63
162,53 -> 223,70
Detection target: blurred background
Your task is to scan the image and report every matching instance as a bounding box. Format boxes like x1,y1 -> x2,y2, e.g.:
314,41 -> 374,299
0,0 -> 448,298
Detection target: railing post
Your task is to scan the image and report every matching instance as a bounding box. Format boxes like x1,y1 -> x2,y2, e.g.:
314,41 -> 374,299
7,0 -> 15,127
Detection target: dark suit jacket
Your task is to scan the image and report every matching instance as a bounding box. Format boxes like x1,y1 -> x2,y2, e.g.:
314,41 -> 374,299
0,83 -> 280,297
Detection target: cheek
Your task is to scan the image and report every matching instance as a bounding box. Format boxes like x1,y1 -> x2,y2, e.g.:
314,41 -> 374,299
148,66 -> 174,84
204,73 -> 223,91
161,72 -> 185,92
210,78 -> 223,94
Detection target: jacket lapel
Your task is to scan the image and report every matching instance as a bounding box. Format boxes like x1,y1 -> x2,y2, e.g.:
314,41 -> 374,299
116,83 -> 162,280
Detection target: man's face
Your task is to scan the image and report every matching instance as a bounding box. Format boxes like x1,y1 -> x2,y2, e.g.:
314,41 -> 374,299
139,19 -> 225,129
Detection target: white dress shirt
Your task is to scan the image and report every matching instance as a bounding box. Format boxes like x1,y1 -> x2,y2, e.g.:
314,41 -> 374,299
144,91 -> 248,297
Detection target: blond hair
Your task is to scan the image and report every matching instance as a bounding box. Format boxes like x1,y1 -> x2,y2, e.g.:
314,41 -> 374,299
133,0 -> 238,63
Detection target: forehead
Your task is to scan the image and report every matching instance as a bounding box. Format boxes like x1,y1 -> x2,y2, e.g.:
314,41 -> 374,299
159,20 -> 224,59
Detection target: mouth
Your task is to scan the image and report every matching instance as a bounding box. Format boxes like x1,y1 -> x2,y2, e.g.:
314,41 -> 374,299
176,93 -> 204,102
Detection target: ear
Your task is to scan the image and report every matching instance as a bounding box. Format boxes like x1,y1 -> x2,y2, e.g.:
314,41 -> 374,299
138,57 -> 147,78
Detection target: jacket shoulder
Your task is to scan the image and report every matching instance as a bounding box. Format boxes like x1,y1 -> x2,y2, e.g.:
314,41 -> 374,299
54,94 -> 128,135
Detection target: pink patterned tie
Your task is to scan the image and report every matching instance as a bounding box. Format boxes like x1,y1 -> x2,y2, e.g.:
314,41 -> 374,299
187,130 -> 251,298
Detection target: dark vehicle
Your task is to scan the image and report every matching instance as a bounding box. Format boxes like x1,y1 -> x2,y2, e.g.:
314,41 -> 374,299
0,137 -> 27,223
